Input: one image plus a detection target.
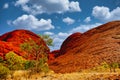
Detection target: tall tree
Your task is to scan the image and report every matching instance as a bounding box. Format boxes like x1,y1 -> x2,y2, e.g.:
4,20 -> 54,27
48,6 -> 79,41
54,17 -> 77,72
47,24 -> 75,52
39,34 -> 53,46
20,39 -> 49,73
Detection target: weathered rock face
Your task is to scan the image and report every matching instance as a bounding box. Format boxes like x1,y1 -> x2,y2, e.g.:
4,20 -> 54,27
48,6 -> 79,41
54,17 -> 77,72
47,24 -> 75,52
49,21 -> 120,73
52,50 -> 60,57
48,33 -> 82,61
48,50 -> 60,64
59,32 -> 82,56
0,30 -> 47,46
0,29 -> 49,59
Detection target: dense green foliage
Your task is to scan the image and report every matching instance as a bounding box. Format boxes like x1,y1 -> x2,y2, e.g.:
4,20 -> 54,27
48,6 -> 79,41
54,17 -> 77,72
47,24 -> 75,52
92,62 -> 120,72
39,34 -> 53,46
20,42 -> 32,55
20,39 -> 49,73
0,63 -> 10,79
5,51 -> 25,70
0,56 -> 4,63
109,62 -> 119,72
20,39 -> 48,59
38,57 -> 49,73
24,60 -> 35,70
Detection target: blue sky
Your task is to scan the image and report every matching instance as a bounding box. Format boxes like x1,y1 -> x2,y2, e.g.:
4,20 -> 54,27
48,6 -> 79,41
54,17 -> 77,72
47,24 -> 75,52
0,0 -> 120,50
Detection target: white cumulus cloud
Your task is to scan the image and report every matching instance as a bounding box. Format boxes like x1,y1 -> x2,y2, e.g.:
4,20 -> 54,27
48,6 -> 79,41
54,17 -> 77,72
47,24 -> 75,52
92,6 -> 120,22
11,14 -> 54,31
3,3 -> 9,9
63,17 -> 75,25
84,17 -> 91,23
69,1 -> 81,12
70,23 -> 102,33
48,32 -> 71,50
15,0 -> 81,15
44,32 -> 54,35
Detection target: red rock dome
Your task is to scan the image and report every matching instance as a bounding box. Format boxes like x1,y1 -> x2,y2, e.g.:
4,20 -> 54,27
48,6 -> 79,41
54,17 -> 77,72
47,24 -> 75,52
59,32 -> 82,56
49,21 -> 120,73
0,29 -> 50,59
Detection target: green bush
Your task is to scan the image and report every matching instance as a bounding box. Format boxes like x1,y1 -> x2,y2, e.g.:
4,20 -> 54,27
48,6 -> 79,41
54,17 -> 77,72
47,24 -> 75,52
0,63 -> 10,79
92,62 -> 120,72
5,51 -> 25,70
109,62 -> 119,72
92,62 -> 110,72
41,63 -> 49,73
24,60 -> 35,70
110,62 -> 119,69
39,57 -> 49,73
0,56 -> 4,63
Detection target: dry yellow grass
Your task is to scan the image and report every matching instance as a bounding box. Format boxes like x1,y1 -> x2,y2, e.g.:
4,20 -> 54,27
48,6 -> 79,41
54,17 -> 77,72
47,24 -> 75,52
5,70 -> 120,80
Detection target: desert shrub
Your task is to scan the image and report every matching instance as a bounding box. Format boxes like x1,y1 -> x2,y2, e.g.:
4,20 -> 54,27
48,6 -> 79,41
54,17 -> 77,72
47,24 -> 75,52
40,63 -> 49,73
0,56 -> 4,63
5,51 -> 25,70
20,39 -> 49,73
101,62 -> 109,69
118,63 -> 120,68
27,57 -> 49,73
92,62 -> 110,72
109,62 -> 119,72
24,60 -> 35,70
0,63 -> 10,79
110,62 -> 119,69
38,57 -> 49,73
92,62 -> 120,72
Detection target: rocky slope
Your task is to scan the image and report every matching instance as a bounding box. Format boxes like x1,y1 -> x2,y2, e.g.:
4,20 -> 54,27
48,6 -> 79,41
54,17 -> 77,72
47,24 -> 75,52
49,21 -> 120,73
59,32 -> 82,56
0,29 -> 49,59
